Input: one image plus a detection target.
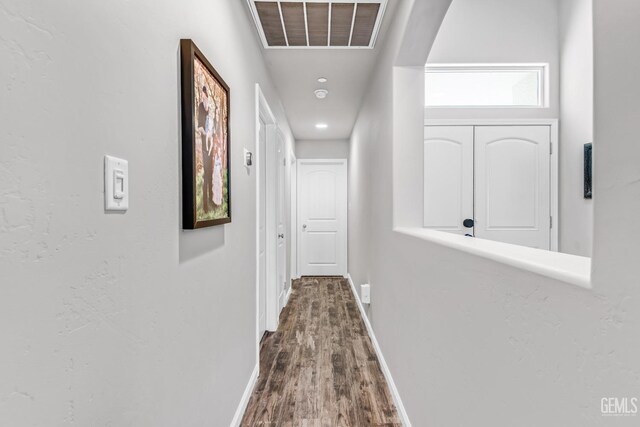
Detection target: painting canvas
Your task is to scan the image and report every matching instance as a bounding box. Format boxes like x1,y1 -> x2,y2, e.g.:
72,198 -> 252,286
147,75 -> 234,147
180,39 -> 231,228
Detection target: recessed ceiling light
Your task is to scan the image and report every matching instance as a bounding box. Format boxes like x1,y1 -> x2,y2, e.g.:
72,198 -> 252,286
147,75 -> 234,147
314,89 -> 329,99
315,123 -> 328,129
317,77 -> 328,83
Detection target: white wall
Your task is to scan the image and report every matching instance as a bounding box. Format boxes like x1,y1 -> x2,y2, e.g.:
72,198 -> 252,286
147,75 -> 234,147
295,139 -> 350,159
0,1 -> 293,425
559,0 -> 594,256
426,0 -> 594,256
426,0 -> 560,119
349,0 -> 640,425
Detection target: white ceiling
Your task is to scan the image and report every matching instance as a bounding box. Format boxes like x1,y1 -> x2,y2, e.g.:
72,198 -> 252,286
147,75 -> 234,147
250,2 -> 398,140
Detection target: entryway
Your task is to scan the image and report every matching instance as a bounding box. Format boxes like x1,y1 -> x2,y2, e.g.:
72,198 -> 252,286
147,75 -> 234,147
256,85 -> 288,347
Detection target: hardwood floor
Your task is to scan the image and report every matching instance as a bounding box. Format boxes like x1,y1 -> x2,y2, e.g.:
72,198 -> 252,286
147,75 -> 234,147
240,277 -> 401,427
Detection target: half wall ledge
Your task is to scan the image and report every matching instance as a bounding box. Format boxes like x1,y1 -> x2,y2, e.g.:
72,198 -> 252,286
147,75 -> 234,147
394,227 -> 592,290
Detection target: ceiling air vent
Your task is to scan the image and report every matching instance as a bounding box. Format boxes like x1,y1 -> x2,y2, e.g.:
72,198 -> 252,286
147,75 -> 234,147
248,1 -> 387,49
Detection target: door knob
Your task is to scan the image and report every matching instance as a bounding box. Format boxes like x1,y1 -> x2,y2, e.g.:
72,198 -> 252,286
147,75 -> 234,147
302,224 -> 307,229
463,218 -> 475,228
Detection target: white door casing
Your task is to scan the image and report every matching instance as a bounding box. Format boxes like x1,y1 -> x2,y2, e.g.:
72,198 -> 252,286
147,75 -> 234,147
276,131 -> 287,310
423,126 -> 474,235
255,84 -> 281,343
258,117 -> 267,338
290,152 -> 298,280
265,123 -> 279,331
474,126 -> 551,249
298,159 -> 348,277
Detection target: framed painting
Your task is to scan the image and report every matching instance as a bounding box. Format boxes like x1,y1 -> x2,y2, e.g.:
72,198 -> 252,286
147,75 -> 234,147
180,39 -> 231,229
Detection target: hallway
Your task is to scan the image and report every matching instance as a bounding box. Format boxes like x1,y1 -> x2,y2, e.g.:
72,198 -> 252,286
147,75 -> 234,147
3,0 -> 640,425
241,277 -> 400,426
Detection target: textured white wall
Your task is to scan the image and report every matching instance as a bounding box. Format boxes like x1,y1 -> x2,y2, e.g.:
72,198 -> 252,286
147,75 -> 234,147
295,139 -> 350,159
349,0 -> 640,425
426,0 -> 560,119
0,1 -> 293,425
559,0 -> 594,257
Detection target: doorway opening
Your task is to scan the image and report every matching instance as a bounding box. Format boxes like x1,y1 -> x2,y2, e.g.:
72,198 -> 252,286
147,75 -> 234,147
297,159 -> 348,277
255,85 -> 287,367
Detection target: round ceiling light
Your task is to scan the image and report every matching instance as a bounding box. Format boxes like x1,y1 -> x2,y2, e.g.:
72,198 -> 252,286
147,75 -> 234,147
317,77 -> 328,83
314,89 -> 329,99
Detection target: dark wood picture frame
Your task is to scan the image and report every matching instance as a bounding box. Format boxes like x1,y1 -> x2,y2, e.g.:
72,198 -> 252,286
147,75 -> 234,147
584,143 -> 592,199
180,39 -> 231,229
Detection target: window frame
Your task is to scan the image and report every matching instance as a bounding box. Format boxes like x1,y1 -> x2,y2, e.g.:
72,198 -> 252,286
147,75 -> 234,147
424,63 -> 549,109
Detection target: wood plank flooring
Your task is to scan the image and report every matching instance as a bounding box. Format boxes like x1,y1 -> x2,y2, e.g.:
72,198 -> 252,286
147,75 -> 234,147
241,277 -> 401,427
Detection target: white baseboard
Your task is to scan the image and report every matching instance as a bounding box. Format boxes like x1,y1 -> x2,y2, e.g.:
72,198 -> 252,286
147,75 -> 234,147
283,285 -> 293,307
229,363 -> 259,427
346,274 -> 412,427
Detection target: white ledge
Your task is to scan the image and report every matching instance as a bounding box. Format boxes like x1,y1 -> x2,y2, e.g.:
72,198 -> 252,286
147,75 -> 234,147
394,227 -> 592,289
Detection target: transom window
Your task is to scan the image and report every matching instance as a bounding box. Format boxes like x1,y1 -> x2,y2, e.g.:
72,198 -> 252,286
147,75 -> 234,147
425,64 -> 548,108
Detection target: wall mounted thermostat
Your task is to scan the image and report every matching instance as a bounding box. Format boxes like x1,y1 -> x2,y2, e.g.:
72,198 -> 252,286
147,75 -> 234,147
104,155 -> 129,211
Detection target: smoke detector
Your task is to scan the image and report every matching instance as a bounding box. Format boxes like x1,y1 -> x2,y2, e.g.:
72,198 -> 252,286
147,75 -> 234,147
314,89 -> 329,99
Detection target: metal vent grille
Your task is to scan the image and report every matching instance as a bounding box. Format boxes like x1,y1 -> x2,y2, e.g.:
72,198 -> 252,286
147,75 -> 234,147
248,1 -> 387,49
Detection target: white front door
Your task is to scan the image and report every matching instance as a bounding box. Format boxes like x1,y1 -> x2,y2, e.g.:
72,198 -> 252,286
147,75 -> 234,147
298,159 -> 347,277
474,126 -> 550,249
276,133 -> 287,310
424,126 -> 474,235
258,118 -> 267,338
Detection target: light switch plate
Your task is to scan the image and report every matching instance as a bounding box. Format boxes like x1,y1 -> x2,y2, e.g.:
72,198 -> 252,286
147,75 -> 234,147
360,284 -> 371,304
104,155 -> 129,211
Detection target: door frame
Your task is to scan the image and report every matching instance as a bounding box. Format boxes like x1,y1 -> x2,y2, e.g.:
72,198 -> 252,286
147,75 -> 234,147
254,85 -> 280,364
424,118 -> 559,251
275,128 -> 288,313
289,150 -> 299,280
297,158 -> 349,277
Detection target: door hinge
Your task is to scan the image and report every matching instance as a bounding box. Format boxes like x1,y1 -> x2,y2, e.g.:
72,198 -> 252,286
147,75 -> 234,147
550,216 -> 553,228
550,143 -> 553,155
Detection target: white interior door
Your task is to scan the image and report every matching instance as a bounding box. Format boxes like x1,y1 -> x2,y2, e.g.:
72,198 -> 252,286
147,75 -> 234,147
258,118 -> 267,338
474,126 -> 551,249
298,159 -> 347,277
424,126 -> 474,235
276,133 -> 287,310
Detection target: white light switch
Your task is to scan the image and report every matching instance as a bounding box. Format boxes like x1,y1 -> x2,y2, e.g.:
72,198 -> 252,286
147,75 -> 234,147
104,155 -> 128,211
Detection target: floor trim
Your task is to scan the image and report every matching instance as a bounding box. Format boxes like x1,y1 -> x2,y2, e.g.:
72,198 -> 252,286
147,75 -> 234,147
283,284 -> 293,307
229,363 -> 259,427
346,274 -> 412,427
